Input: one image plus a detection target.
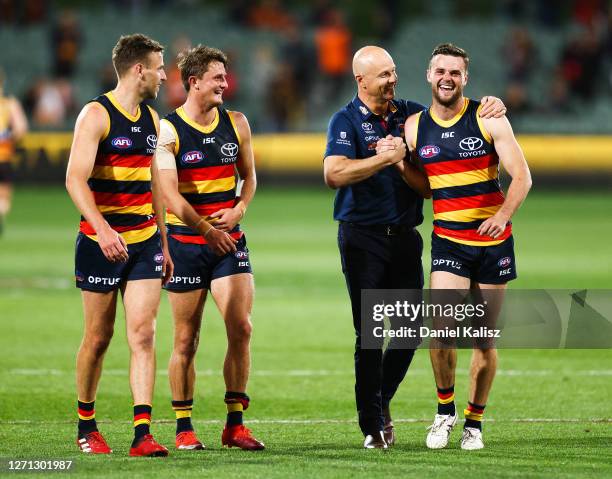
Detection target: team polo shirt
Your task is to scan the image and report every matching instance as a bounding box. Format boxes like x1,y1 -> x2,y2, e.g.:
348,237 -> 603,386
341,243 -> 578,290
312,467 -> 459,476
324,96 -> 425,226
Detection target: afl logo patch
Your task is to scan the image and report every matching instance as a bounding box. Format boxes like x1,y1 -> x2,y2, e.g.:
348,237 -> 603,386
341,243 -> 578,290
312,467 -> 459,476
154,253 -> 164,263
221,143 -> 238,157
235,251 -> 248,259
112,137 -> 132,149
459,137 -> 483,151
419,145 -> 440,158
182,150 -> 204,164
146,134 -> 157,148
498,256 -> 512,268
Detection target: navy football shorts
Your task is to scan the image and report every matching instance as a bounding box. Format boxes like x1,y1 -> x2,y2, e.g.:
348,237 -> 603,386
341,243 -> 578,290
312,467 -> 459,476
430,233 -> 517,284
0,162 -> 14,183
75,231 -> 163,292
165,234 -> 253,291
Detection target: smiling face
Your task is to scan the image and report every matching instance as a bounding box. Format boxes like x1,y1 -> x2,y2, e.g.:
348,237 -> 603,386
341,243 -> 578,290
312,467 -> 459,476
427,54 -> 468,107
353,47 -> 398,103
190,61 -> 228,107
140,51 -> 166,100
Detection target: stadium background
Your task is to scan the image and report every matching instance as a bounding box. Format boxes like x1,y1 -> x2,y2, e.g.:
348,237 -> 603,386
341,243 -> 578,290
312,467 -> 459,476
0,0 -> 611,477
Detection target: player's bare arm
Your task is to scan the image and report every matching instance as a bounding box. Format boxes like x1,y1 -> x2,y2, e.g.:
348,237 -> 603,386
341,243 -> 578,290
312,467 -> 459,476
156,124 -> 237,256
149,108 -> 174,285
210,111 -> 256,232
477,116 -> 532,238
65,103 -> 129,263
8,96 -> 28,140
324,145 -> 405,189
478,96 -> 507,119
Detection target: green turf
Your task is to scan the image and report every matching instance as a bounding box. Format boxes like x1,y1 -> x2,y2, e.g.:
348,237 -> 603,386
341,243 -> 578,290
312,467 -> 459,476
0,187 -> 611,478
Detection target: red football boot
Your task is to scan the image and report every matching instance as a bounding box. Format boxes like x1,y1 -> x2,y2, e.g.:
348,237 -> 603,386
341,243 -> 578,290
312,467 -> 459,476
129,434 -> 169,457
221,424 -> 265,450
76,431 -> 112,454
176,430 -> 205,450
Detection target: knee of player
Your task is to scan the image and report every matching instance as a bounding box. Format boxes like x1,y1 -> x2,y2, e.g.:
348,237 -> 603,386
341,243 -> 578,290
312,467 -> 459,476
228,318 -> 252,343
128,323 -> 156,351
174,333 -> 200,359
473,347 -> 497,363
85,332 -> 113,356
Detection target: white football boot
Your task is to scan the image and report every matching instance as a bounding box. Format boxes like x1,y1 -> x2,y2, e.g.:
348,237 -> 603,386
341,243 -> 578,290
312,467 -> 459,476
460,427 -> 484,450
425,412 -> 457,449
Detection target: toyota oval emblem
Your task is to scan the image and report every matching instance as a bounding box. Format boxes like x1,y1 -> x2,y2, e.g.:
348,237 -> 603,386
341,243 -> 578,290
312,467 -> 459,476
221,143 -> 238,157
459,137 -> 483,151
146,134 -> 158,148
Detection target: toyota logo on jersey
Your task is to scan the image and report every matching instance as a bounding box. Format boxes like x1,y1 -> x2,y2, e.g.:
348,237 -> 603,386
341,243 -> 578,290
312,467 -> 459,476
459,137 -> 483,151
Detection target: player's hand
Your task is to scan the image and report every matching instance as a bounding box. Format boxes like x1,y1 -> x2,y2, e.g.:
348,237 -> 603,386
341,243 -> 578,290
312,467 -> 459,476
477,212 -> 509,239
97,224 -> 129,263
209,207 -> 243,232
205,228 -> 238,256
378,136 -> 406,164
376,134 -> 396,154
479,96 -> 507,118
161,245 -> 174,286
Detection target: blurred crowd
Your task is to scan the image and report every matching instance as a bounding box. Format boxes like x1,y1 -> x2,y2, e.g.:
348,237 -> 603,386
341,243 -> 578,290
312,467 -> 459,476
1,0 -> 611,131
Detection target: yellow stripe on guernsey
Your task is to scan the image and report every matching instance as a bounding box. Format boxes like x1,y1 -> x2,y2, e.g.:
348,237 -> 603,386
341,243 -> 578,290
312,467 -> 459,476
227,111 -> 242,145
91,165 -> 151,182
434,205 -> 501,222
166,211 -> 220,226
476,103 -> 493,144
86,224 -> 157,244
178,176 -> 236,195
97,203 -> 153,216
428,166 -> 498,190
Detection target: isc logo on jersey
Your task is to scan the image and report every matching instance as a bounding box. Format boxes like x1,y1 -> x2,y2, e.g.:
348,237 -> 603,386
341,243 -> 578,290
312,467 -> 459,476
112,137 -> 133,149
182,150 -> 204,164
420,145 -> 440,158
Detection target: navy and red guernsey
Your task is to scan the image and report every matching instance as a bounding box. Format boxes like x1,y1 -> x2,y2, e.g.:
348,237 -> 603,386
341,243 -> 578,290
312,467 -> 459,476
162,106 -> 242,244
80,92 -> 158,244
414,98 -> 511,246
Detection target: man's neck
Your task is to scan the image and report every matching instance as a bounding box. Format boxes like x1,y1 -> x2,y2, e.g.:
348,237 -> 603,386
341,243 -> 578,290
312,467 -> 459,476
111,82 -> 142,116
358,92 -> 389,117
182,96 -> 217,126
431,96 -> 465,121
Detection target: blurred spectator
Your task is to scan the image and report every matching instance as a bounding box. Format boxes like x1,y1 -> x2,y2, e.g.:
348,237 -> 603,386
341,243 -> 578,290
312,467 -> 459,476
505,82 -> 531,116
310,0 -> 334,26
165,36 -> 192,111
265,61 -> 301,131
559,27 -> 604,100
50,10 -> 83,78
247,0 -> 295,32
99,63 -> 117,94
223,50 -> 240,102
502,27 -> 537,82
0,0 -> 47,25
227,0 -> 251,26
548,71 -> 571,113
314,9 -> 352,105
572,0 -> 606,27
250,44 -> 277,101
280,23 -> 314,101
27,77 -> 75,127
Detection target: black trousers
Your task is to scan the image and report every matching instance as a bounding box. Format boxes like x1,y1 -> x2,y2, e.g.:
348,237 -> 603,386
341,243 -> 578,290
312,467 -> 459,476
338,222 -> 424,435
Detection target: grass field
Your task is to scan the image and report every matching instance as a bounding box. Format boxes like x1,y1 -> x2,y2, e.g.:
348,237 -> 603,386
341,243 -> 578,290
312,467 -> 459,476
0,186 -> 611,478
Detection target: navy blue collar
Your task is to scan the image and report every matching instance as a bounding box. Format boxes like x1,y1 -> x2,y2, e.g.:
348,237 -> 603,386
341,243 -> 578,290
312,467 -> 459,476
352,96 -> 398,120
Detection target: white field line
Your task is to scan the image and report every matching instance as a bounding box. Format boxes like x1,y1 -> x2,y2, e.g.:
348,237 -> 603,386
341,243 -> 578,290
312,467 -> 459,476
5,368 -> 612,377
1,418 -> 611,425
